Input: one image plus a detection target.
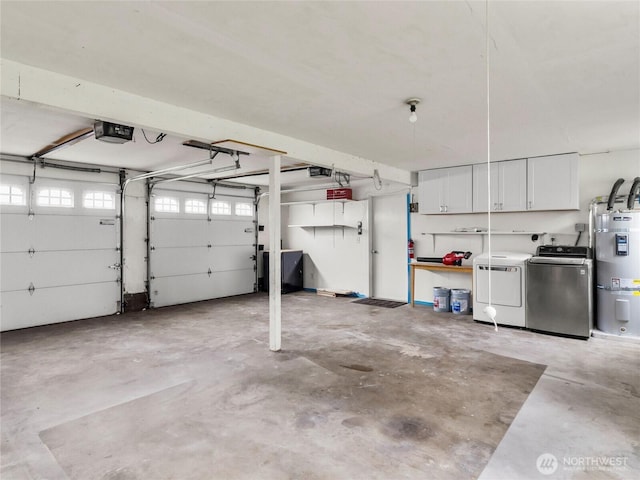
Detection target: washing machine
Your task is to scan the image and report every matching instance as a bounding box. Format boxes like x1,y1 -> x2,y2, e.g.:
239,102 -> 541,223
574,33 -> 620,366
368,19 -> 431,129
473,252 -> 532,327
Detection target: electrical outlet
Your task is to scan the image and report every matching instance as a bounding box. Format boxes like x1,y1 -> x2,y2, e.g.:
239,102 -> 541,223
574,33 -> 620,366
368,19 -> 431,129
575,223 -> 587,232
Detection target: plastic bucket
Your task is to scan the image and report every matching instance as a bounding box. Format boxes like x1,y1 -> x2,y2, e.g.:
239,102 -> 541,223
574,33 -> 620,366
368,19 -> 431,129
433,287 -> 450,313
451,289 -> 471,315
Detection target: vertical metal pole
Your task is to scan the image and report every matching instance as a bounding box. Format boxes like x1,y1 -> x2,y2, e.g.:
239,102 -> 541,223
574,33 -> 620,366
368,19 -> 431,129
254,187 -> 260,293
368,196 -> 374,298
146,180 -> 153,307
269,155 -> 282,351
119,170 -> 126,313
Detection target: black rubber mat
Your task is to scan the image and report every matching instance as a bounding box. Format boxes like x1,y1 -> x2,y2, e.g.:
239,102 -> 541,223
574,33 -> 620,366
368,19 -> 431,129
352,298 -> 406,308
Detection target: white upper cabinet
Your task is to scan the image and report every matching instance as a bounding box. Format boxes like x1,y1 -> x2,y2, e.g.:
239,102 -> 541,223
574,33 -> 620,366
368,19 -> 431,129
527,153 -> 579,211
473,159 -> 527,212
419,165 -> 473,214
418,169 -> 445,214
419,153 -> 579,215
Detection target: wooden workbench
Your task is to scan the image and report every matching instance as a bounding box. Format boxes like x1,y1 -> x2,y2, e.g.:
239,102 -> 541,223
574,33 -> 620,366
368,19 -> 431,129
408,262 -> 473,307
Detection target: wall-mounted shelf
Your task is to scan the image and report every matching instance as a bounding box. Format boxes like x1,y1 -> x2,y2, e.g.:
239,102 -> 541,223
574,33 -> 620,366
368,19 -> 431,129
286,200 -> 365,239
287,223 -> 356,240
281,199 -> 354,206
420,231 -> 547,250
288,224 -> 355,228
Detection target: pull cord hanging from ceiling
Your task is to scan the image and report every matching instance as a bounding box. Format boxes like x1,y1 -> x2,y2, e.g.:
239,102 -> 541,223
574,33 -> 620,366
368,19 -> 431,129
484,0 -> 498,332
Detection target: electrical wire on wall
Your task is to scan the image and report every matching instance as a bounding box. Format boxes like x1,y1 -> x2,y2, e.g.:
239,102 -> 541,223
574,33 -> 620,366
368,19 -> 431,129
484,0 -> 498,332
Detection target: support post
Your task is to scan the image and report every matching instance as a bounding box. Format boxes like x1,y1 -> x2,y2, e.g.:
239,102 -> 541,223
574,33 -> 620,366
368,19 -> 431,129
269,155 -> 282,351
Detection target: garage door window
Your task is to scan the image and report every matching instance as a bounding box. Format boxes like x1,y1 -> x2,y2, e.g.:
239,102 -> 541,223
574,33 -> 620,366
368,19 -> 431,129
83,191 -> 115,209
0,185 -> 26,205
211,201 -> 231,215
235,202 -> 253,216
185,199 -> 207,214
155,196 -> 179,213
38,188 -> 74,208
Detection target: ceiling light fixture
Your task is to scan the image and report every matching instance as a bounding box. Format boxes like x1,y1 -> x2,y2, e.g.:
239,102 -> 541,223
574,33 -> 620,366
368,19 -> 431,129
406,98 -> 421,123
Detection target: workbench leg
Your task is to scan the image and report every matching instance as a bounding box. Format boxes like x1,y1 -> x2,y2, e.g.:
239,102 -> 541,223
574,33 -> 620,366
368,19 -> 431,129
410,266 -> 415,307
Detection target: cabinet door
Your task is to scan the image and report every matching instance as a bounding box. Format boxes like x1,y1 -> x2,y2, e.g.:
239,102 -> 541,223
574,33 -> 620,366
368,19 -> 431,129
418,169 -> 446,214
527,153 -> 579,211
499,158 -> 527,211
444,165 -> 473,213
473,163 -> 499,212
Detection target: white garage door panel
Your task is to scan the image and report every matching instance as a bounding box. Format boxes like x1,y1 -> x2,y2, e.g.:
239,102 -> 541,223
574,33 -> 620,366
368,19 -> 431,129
0,282 -> 119,331
1,214 -> 35,252
151,247 -> 253,280
211,270 -> 255,297
0,171 -> 120,331
1,250 -> 119,291
152,219 -> 209,248
211,246 -> 254,271
151,247 -> 211,277
209,220 -> 254,245
1,214 -> 117,252
32,214 -> 118,251
149,184 -> 256,308
150,274 -> 214,307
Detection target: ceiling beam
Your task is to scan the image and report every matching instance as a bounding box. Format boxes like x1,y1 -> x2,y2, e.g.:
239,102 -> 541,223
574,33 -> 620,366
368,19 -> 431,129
1,59 -> 412,185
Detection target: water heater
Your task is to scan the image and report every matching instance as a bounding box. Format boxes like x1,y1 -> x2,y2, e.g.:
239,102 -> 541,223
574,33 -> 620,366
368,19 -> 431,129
595,212 -> 640,337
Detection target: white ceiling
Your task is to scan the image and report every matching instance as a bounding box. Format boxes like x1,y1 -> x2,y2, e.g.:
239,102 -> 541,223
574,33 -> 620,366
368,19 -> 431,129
1,1 -> 638,182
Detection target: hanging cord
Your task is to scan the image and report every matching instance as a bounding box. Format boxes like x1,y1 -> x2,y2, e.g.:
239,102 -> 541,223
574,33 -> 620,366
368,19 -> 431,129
484,0 -> 498,332
141,129 -> 167,144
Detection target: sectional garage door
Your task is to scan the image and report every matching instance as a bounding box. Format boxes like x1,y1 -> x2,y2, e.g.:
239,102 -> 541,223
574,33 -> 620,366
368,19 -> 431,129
0,172 -> 120,331
148,183 -> 257,308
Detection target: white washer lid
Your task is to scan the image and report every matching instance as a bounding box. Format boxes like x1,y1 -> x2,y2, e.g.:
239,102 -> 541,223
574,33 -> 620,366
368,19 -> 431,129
473,251 -> 532,265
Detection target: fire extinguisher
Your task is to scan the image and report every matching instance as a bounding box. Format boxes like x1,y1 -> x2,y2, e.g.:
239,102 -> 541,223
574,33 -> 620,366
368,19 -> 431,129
408,238 -> 415,261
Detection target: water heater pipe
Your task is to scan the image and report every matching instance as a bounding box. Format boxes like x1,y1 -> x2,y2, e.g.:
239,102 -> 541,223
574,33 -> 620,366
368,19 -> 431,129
607,178 -> 625,210
627,177 -> 640,210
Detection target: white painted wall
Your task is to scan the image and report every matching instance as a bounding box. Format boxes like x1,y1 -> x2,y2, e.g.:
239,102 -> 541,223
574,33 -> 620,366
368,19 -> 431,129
274,179 -> 409,297
410,149 -> 640,304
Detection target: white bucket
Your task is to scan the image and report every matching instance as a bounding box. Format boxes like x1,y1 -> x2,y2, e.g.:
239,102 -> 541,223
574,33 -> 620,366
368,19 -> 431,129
451,289 -> 471,315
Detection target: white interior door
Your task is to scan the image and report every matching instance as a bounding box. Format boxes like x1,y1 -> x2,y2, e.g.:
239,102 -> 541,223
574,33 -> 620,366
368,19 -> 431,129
371,193 -> 408,301
1,173 -> 120,331
149,183 -> 256,308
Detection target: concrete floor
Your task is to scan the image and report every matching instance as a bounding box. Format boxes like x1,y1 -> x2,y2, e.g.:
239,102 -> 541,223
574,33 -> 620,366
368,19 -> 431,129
1,292 -> 638,480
